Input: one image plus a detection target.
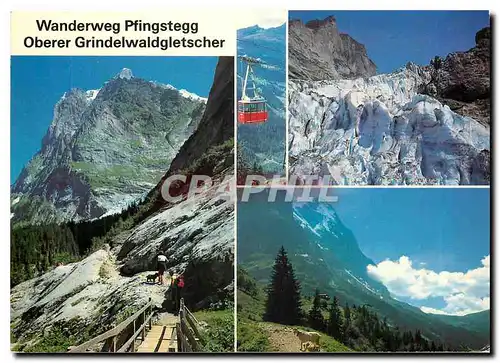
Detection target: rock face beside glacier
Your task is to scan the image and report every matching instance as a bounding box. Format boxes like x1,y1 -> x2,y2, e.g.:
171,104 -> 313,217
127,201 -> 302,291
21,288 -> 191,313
432,27 -> 491,126
12,69 -> 206,223
289,64 -> 490,185
289,16 -> 377,81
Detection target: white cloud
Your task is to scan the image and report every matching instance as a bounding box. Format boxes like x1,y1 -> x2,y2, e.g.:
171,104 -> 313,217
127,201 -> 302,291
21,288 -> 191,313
234,9 -> 287,29
367,255 -> 490,316
421,296 -> 490,316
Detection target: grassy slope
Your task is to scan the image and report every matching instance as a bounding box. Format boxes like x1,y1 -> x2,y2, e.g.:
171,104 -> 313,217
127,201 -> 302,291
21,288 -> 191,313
237,288 -> 350,352
193,308 -> 234,353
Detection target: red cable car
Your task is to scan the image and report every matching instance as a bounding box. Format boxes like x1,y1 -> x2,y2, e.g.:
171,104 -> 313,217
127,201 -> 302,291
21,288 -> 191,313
238,56 -> 269,124
238,99 -> 268,124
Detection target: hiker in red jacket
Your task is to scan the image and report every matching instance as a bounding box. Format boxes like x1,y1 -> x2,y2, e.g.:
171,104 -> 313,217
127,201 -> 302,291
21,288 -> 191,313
175,274 -> 185,311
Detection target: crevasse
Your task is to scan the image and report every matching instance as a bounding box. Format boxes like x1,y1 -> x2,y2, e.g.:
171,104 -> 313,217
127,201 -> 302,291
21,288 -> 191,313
289,65 -> 490,185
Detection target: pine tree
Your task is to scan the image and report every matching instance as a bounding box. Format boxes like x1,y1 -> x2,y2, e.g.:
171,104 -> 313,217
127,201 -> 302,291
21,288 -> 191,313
308,289 -> 325,332
263,246 -> 302,325
344,303 -> 351,326
342,302 -> 352,344
327,296 -> 343,341
414,330 -> 423,351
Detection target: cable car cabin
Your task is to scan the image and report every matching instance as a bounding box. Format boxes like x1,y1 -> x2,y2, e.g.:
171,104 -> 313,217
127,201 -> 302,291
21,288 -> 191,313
238,99 -> 268,124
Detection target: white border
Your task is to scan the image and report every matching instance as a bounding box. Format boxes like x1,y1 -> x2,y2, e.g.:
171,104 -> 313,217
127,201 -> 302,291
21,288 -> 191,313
285,14 -> 290,182
3,1 -> 497,362
233,53 -> 238,352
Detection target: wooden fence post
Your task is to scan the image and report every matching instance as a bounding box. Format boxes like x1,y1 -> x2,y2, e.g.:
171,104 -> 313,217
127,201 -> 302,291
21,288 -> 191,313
132,320 -> 136,352
142,310 -> 146,341
148,298 -> 152,330
176,322 -> 182,352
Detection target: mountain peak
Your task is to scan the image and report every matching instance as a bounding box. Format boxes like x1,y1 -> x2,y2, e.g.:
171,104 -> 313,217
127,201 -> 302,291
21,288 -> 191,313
117,68 -> 133,80
289,15 -> 376,80
305,16 -> 337,30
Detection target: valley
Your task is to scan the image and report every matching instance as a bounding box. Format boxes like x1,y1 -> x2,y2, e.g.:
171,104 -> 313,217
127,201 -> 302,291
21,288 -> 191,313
237,189 -> 490,352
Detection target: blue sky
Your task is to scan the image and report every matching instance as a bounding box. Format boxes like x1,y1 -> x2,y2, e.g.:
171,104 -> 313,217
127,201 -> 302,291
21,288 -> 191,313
331,188 -> 490,314
11,56 -> 218,184
289,11 -> 490,74
331,188 -> 490,272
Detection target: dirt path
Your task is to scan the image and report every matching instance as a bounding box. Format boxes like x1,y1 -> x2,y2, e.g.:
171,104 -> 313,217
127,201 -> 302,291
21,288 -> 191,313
258,323 -> 302,352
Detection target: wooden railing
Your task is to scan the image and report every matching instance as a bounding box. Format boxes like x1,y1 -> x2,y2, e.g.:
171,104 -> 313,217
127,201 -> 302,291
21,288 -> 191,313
68,298 -> 154,353
176,298 -> 204,352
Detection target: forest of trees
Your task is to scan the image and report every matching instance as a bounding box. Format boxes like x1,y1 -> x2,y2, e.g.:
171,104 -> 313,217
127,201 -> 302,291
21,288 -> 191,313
11,139 -> 235,288
10,200 -> 142,287
237,142 -> 265,185
263,246 -> 450,352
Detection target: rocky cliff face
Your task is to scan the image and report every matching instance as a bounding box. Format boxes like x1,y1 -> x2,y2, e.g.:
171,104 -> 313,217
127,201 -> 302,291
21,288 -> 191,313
426,27 -> 491,126
289,16 -> 377,81
12,68 -> 206,223
289,63 -> 490,185
168,57 -> 234,173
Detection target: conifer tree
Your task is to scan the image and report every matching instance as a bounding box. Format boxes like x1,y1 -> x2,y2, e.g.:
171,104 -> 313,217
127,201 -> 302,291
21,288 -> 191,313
263,246 -> 302,325
327,296 -> 343,341
344,302 -> 351,324
342,302 -> 352,344
308,289 -> 326,331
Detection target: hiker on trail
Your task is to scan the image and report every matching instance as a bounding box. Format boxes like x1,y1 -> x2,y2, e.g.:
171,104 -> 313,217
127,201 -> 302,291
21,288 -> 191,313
157,251 -> 168,285
170,270 -> 178,302
176,274 -> 185,312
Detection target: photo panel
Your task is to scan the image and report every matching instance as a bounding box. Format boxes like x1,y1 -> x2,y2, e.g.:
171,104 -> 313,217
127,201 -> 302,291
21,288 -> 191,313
287,10 -> 491,186
10,11 -> 237,353
236,11 -> 288,186
236,186 -> 490,353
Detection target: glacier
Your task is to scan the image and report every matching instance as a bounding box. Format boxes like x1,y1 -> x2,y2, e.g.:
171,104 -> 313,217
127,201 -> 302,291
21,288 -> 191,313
288,64 -> 490,185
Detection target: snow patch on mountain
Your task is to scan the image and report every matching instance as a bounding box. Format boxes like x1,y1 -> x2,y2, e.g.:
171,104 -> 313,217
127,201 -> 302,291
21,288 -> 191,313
154,82 -> 207,103
345,269 -> 380,296
179,89 -> 208,103
293,208 -> 321,237
293,202 -> 341,238
85,89 -> 100,102
117,67 -> 133,80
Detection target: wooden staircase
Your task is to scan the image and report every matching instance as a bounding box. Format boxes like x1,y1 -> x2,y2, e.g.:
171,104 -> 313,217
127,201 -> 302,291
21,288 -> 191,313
67,298 -> 203,353
137,315 -> 179,353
